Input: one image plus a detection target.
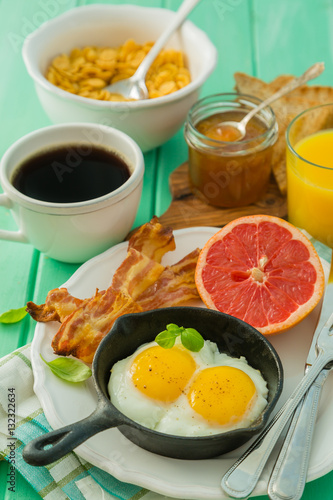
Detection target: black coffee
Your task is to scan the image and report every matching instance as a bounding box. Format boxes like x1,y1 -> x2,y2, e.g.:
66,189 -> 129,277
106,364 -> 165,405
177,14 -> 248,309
12,144 -> 131,203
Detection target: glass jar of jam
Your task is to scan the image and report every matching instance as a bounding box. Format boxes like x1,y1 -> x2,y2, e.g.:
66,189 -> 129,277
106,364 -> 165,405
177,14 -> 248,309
184,93 -> 278,208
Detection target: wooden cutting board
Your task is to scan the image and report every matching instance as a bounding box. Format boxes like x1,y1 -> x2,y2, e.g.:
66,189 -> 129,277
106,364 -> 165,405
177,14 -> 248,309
158,162 -> 287,230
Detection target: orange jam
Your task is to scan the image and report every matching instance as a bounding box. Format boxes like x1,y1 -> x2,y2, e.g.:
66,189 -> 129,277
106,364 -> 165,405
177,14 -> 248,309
202,121 -> 243,142
184,95 -> 278,208
196,111 -> 265,142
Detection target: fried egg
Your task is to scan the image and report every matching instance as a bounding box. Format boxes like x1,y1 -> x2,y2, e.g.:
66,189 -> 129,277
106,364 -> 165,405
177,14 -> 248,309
108,338 -> 268,436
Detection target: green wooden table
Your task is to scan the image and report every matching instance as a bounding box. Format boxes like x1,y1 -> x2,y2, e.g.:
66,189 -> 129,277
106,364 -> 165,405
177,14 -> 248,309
1,0 -> 333,498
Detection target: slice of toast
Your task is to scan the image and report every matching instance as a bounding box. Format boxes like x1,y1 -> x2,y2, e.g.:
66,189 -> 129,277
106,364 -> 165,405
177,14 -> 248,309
234,72 -> 333,194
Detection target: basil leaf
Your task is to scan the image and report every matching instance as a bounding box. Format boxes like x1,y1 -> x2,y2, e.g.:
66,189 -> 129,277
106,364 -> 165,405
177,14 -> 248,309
40,354 -> 92,382
0,307 -> 27,324
156,324 -> 204,352
181,328 -> 204,352
155,329 -> 177,349
166,323 -> 183,335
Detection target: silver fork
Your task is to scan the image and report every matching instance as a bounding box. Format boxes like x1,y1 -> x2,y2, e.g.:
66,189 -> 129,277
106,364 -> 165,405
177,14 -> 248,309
267,367 -> 331,500
267,258 -> 333,500
221,311 -> 333,499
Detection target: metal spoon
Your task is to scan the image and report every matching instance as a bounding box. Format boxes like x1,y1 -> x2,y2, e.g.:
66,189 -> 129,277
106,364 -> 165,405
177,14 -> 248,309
104,0 -> 201,100
221,311 -> 333,499
267,256 -> 333,500
213,62 -> 325,141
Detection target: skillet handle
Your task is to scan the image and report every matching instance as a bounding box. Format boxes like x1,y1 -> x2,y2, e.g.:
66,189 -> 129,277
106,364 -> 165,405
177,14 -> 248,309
22,405 -> 121,466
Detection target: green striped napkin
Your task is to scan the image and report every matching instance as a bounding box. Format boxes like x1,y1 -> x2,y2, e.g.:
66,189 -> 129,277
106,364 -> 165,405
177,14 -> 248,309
0,346 -> 163,500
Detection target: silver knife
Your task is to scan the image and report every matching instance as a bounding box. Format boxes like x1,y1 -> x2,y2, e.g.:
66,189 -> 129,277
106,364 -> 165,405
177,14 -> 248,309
221,259 -> 333,499
268,257 -> 333,500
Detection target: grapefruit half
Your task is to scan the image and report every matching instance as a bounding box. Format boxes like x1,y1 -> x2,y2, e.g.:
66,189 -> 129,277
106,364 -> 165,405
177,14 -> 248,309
195,215 -> 325,335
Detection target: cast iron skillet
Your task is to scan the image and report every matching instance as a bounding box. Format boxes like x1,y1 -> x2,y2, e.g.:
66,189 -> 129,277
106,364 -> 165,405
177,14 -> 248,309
23,307 -> 283,466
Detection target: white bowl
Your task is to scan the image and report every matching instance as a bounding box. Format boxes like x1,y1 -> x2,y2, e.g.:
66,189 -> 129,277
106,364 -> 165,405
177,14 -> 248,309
22,4 -> 217,152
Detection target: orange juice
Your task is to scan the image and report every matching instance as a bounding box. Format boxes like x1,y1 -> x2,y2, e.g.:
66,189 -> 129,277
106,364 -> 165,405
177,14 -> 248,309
287,129 -> 333,247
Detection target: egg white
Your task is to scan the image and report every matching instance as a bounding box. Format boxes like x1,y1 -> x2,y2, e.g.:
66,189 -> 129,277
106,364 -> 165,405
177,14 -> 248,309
108,337 -> 268,436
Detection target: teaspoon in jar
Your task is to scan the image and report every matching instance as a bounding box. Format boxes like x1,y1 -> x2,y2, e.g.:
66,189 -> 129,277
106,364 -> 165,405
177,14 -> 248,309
211,62 -> 325,142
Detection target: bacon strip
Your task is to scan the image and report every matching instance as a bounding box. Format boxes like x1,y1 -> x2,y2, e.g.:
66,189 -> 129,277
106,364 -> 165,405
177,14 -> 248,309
128,216 -> 175,262
27,217 -> 201,364
111,248 -> 164,300
137,248 -> 200,310
26,217 -> 175,324
51,249 -> 200,363
26,288 -> 88,323
51,289 -> 141,364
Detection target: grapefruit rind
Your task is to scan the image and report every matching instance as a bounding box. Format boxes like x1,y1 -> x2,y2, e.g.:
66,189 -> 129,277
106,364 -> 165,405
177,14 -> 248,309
195,215 -> 325,335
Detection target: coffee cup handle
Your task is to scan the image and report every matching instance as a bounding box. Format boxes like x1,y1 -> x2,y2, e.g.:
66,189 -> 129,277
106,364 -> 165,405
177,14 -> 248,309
0,194 -> 28,243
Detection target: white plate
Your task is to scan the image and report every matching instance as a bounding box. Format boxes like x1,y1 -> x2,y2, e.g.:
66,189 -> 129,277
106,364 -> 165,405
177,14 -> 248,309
31,227 -> 333,500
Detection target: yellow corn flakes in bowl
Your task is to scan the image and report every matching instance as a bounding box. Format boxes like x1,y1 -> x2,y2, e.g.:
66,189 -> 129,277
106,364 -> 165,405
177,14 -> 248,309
22,4 -> 217,152
46,39 -> 192,101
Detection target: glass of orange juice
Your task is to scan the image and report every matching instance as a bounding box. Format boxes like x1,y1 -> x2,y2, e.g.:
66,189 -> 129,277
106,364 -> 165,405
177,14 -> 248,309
286,103 -> 333,248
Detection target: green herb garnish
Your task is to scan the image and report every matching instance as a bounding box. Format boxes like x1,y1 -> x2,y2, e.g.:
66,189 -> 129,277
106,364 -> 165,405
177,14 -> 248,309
0,307 -> 27,324
40,354 -> 92,383
155,323 -> 204,352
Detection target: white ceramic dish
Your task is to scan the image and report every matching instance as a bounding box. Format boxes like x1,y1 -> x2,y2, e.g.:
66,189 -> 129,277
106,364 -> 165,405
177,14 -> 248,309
22,4 -> 217,152
0,123 -> 144,263
31,227 -> 332,499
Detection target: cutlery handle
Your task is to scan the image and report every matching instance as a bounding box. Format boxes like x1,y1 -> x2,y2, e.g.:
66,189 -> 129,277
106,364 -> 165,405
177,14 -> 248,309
268,368 -> 330,500
134,0 -> 201,80
221,352 -> 330,499
241,62 -> 324,128
221,405 -> 291,498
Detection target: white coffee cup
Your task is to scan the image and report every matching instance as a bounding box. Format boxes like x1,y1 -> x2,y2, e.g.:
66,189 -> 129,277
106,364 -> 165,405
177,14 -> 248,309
0,123 -> 144,263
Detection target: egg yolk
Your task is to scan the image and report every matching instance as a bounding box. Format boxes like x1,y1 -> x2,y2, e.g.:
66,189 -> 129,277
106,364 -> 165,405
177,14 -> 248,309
130,345 -> 196,403
187,366 -> 257,426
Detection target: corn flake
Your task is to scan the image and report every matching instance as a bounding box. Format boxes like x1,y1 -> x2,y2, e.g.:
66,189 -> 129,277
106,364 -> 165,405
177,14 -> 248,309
46,39 -> 191,101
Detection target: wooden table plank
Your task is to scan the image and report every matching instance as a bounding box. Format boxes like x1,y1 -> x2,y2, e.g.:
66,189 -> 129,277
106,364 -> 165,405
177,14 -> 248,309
251,0 -> 333,82
0,3 -> 78,500
1,470 -> 41,500
0,0 -> 79,352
